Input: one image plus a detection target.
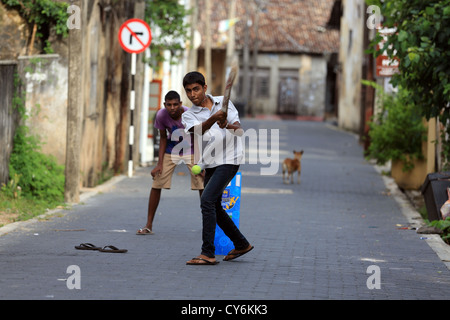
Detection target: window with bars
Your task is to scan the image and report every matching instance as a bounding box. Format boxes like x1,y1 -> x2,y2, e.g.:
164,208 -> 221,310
238,68 -> 271,98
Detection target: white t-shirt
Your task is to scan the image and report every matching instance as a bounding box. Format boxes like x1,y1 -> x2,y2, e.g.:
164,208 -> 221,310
181,95 -> 243,169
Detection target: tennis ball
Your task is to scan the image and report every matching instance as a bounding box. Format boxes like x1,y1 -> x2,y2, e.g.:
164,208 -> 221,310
192,165 -> 202,175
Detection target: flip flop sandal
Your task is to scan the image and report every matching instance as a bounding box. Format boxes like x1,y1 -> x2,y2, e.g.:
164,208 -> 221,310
186,257 -> 219,265
136,228 -> 154,235
74,243 -> 101,251
223,245 -> 254,261
99,245 -> 128,253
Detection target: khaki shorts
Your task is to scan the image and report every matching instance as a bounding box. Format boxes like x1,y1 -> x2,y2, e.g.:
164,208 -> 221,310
152,154 -> 204,190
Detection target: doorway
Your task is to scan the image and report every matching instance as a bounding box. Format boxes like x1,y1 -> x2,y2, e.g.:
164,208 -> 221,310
277,69 -> 299,115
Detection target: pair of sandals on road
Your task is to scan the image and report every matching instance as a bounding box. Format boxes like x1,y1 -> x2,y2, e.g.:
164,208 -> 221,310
75,242 -> 253,262
186,245 -> 254,266
75,243 -> 127,253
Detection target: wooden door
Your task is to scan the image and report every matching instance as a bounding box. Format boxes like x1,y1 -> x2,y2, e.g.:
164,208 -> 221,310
277,70 -> 298,115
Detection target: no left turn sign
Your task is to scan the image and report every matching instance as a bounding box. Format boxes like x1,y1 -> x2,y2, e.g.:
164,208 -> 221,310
118,18 -> 152,54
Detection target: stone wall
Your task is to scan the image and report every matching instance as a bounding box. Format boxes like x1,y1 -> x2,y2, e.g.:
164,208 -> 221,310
242,53 -> 328,118
78,0 -> 145,186
0,2 -> 29,60
0,0 -> 145,188
17,55 -> 68,165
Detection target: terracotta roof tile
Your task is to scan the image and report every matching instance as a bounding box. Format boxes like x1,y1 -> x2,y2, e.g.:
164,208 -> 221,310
196,0 -> 339,54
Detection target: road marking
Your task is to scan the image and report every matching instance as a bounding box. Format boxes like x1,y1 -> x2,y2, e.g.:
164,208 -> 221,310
241,187 -> 293,194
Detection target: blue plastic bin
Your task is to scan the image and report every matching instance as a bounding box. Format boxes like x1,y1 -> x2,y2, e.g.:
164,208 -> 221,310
214,172 -> 242,255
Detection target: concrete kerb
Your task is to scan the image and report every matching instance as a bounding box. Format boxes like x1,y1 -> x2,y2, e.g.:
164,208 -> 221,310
0,174 -> 127,237
78,174 -> 127,203
374,164 -> 450,270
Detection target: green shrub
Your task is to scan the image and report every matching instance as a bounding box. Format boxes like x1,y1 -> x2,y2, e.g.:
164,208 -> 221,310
428,217 -> 450,245
364,81 -> 427,172
367,0 -> 450,169
7,125 -> 65,203
1,72 -> 65,204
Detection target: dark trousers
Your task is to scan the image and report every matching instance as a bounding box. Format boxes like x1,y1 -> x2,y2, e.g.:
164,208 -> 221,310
200,165 -> 249,258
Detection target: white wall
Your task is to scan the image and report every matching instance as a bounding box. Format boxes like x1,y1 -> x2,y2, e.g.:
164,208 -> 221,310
18,54 -> 68,165
249,53 -> 328,118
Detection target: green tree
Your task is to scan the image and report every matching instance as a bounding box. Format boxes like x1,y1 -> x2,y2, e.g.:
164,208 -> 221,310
145,0 -> 191,69
368,0 -> 450,167
1,0 -> 69,53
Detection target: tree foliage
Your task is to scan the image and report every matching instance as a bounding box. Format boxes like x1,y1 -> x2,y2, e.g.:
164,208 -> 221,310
1,0 -> 69,52
368,0 -> 450,166
364,81 -> 426,171
145,0 -> 191,69
370,0 -> 450,120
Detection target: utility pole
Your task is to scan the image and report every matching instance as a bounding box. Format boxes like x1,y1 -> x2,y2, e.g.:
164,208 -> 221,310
242,1 -> 251,115
250,0 -> 262,117
188,0 -> 199,72
205,0 -> 212,87
65,0 -> 83,203
224,0 -> 237,90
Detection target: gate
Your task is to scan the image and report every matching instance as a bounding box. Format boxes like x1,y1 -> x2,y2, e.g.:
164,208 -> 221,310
0,61 -> 19,185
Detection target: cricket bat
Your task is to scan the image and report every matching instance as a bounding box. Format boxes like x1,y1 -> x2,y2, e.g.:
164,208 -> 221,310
221,58 -> 239,116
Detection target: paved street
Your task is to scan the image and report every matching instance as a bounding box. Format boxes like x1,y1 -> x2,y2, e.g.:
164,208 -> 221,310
1,119 -> 450,303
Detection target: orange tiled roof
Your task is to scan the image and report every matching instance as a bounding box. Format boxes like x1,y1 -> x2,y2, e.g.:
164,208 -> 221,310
196,0 -> 340,54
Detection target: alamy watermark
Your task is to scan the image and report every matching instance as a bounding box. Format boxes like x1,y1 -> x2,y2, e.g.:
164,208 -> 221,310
167,127 -> 280,176
66,265 -> 81,290
366,265 -> 381,290
67,5 -> 81,30
366,5 -> 382,30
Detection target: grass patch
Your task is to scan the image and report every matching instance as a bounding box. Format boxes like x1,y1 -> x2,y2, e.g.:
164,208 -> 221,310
0,192 -> 67,227
427,217 -> 450,245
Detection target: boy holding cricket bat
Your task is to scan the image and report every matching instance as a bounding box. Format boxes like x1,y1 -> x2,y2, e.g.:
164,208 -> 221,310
182,71 -> 253,265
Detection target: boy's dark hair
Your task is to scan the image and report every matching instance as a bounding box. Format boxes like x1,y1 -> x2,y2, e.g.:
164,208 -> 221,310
165,90 -> 181,101
183,71 -> 206,88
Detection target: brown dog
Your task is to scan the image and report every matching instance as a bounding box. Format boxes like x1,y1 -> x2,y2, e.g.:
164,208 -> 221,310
282,150 -> 304,184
